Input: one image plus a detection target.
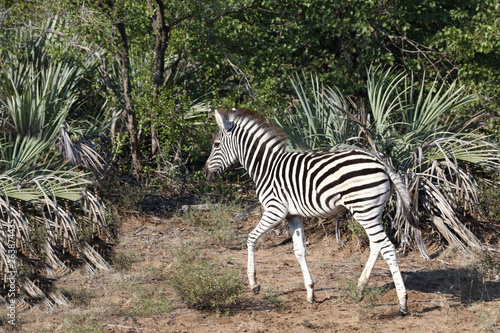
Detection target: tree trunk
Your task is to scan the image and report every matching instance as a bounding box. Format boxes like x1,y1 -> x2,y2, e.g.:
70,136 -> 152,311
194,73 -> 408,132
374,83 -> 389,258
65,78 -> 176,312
115,21 -> 141,175
148,0 -> 170,157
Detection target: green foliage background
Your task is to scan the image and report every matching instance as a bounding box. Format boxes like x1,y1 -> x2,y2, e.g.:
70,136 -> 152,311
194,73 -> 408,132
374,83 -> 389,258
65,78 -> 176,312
2,0 -> 498,177
0,1 -> 497,214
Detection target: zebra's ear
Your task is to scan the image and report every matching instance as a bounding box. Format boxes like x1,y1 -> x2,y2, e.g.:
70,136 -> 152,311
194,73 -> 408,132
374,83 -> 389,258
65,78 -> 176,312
214,110 -> 234,132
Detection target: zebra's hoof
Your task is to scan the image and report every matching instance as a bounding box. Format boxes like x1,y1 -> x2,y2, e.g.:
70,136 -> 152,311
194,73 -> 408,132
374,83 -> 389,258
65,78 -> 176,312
252,284 -> 260,295
307,297 -> 316,304
398,307 -> 409,316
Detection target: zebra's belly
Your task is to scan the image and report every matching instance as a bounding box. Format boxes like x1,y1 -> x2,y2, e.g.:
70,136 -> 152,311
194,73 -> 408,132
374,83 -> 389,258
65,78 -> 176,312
288,200 -> 346,218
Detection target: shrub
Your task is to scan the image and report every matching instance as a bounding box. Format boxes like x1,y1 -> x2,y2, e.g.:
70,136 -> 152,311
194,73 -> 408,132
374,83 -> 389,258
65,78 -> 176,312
275,68 -> 500,256
480,176 -> 500,223
167,243 -> 243,310
474,251 -> 500,281
458,250 -> 500,302
112,251 -> 136,271
0,21 -> 113,306
336,278 -> 389,315
263,286 -> 288,310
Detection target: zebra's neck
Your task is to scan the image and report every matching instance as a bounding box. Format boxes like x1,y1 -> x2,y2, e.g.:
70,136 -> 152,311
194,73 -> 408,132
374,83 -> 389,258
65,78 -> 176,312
234,118 -> 286,184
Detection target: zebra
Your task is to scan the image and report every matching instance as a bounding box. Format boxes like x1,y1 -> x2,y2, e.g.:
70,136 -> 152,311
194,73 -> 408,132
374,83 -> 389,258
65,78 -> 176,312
203,108 -> 423,315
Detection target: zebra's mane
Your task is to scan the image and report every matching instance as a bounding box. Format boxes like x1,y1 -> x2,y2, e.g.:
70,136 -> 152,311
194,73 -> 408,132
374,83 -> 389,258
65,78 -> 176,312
221,108 -> 288,150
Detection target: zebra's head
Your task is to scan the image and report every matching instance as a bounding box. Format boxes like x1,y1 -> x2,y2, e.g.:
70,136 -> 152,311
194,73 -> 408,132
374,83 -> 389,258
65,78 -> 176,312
203,109 -> 238,181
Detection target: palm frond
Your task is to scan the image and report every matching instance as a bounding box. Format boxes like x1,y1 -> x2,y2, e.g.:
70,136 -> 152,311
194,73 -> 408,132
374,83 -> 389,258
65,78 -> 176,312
5,136 -> 50,171
366,65 -> 406,131
81,189 -> 109,238
419,178 -> 483,250
426,135 -> 500,170
58,128 -> 105,171
399,74 -> 475,134
81,242 -> 110,272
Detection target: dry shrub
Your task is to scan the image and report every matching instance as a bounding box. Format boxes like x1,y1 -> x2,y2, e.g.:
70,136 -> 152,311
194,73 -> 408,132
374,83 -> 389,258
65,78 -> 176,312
167,243 -> 243,311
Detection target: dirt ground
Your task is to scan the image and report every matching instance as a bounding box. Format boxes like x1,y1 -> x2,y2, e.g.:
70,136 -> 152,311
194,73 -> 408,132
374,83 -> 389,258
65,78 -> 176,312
8,206 -> 500,332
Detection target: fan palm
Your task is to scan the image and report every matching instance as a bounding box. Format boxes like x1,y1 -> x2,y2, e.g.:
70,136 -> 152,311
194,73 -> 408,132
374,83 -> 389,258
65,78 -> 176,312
275,73 -> 359,152
0,20 -> 113,307
275,67 -> 500,257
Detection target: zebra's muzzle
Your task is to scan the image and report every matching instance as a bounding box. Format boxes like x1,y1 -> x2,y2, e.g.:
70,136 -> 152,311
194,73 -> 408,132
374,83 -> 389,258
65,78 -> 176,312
203,163 -> 219,181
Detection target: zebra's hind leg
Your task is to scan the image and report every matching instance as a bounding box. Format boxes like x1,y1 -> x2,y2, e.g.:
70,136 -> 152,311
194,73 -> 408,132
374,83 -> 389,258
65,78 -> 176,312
287,215 -> 315,303
357,239 -> 380,296
379,238 -> 408,315
358,218 -> 408,315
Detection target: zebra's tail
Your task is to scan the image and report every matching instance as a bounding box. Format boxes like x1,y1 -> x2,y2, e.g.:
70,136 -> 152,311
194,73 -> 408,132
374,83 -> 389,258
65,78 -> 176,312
386,167 -> 429,233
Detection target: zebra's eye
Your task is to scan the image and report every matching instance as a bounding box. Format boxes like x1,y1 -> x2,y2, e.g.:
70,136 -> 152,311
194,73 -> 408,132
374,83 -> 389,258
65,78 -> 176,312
214,142 -> 220,148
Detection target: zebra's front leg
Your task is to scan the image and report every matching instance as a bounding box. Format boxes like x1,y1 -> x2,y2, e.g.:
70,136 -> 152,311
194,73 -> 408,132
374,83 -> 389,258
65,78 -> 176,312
287,215 -> 315,303
246,209 -> 285,295
247,240 -> 260,294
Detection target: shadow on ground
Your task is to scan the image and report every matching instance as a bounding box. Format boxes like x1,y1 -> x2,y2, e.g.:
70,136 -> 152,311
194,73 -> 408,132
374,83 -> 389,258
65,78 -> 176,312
404,267 -> 500,303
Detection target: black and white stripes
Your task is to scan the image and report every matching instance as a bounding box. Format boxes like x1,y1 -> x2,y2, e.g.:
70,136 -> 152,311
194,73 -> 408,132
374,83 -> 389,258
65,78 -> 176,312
203,108 -> 417,315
